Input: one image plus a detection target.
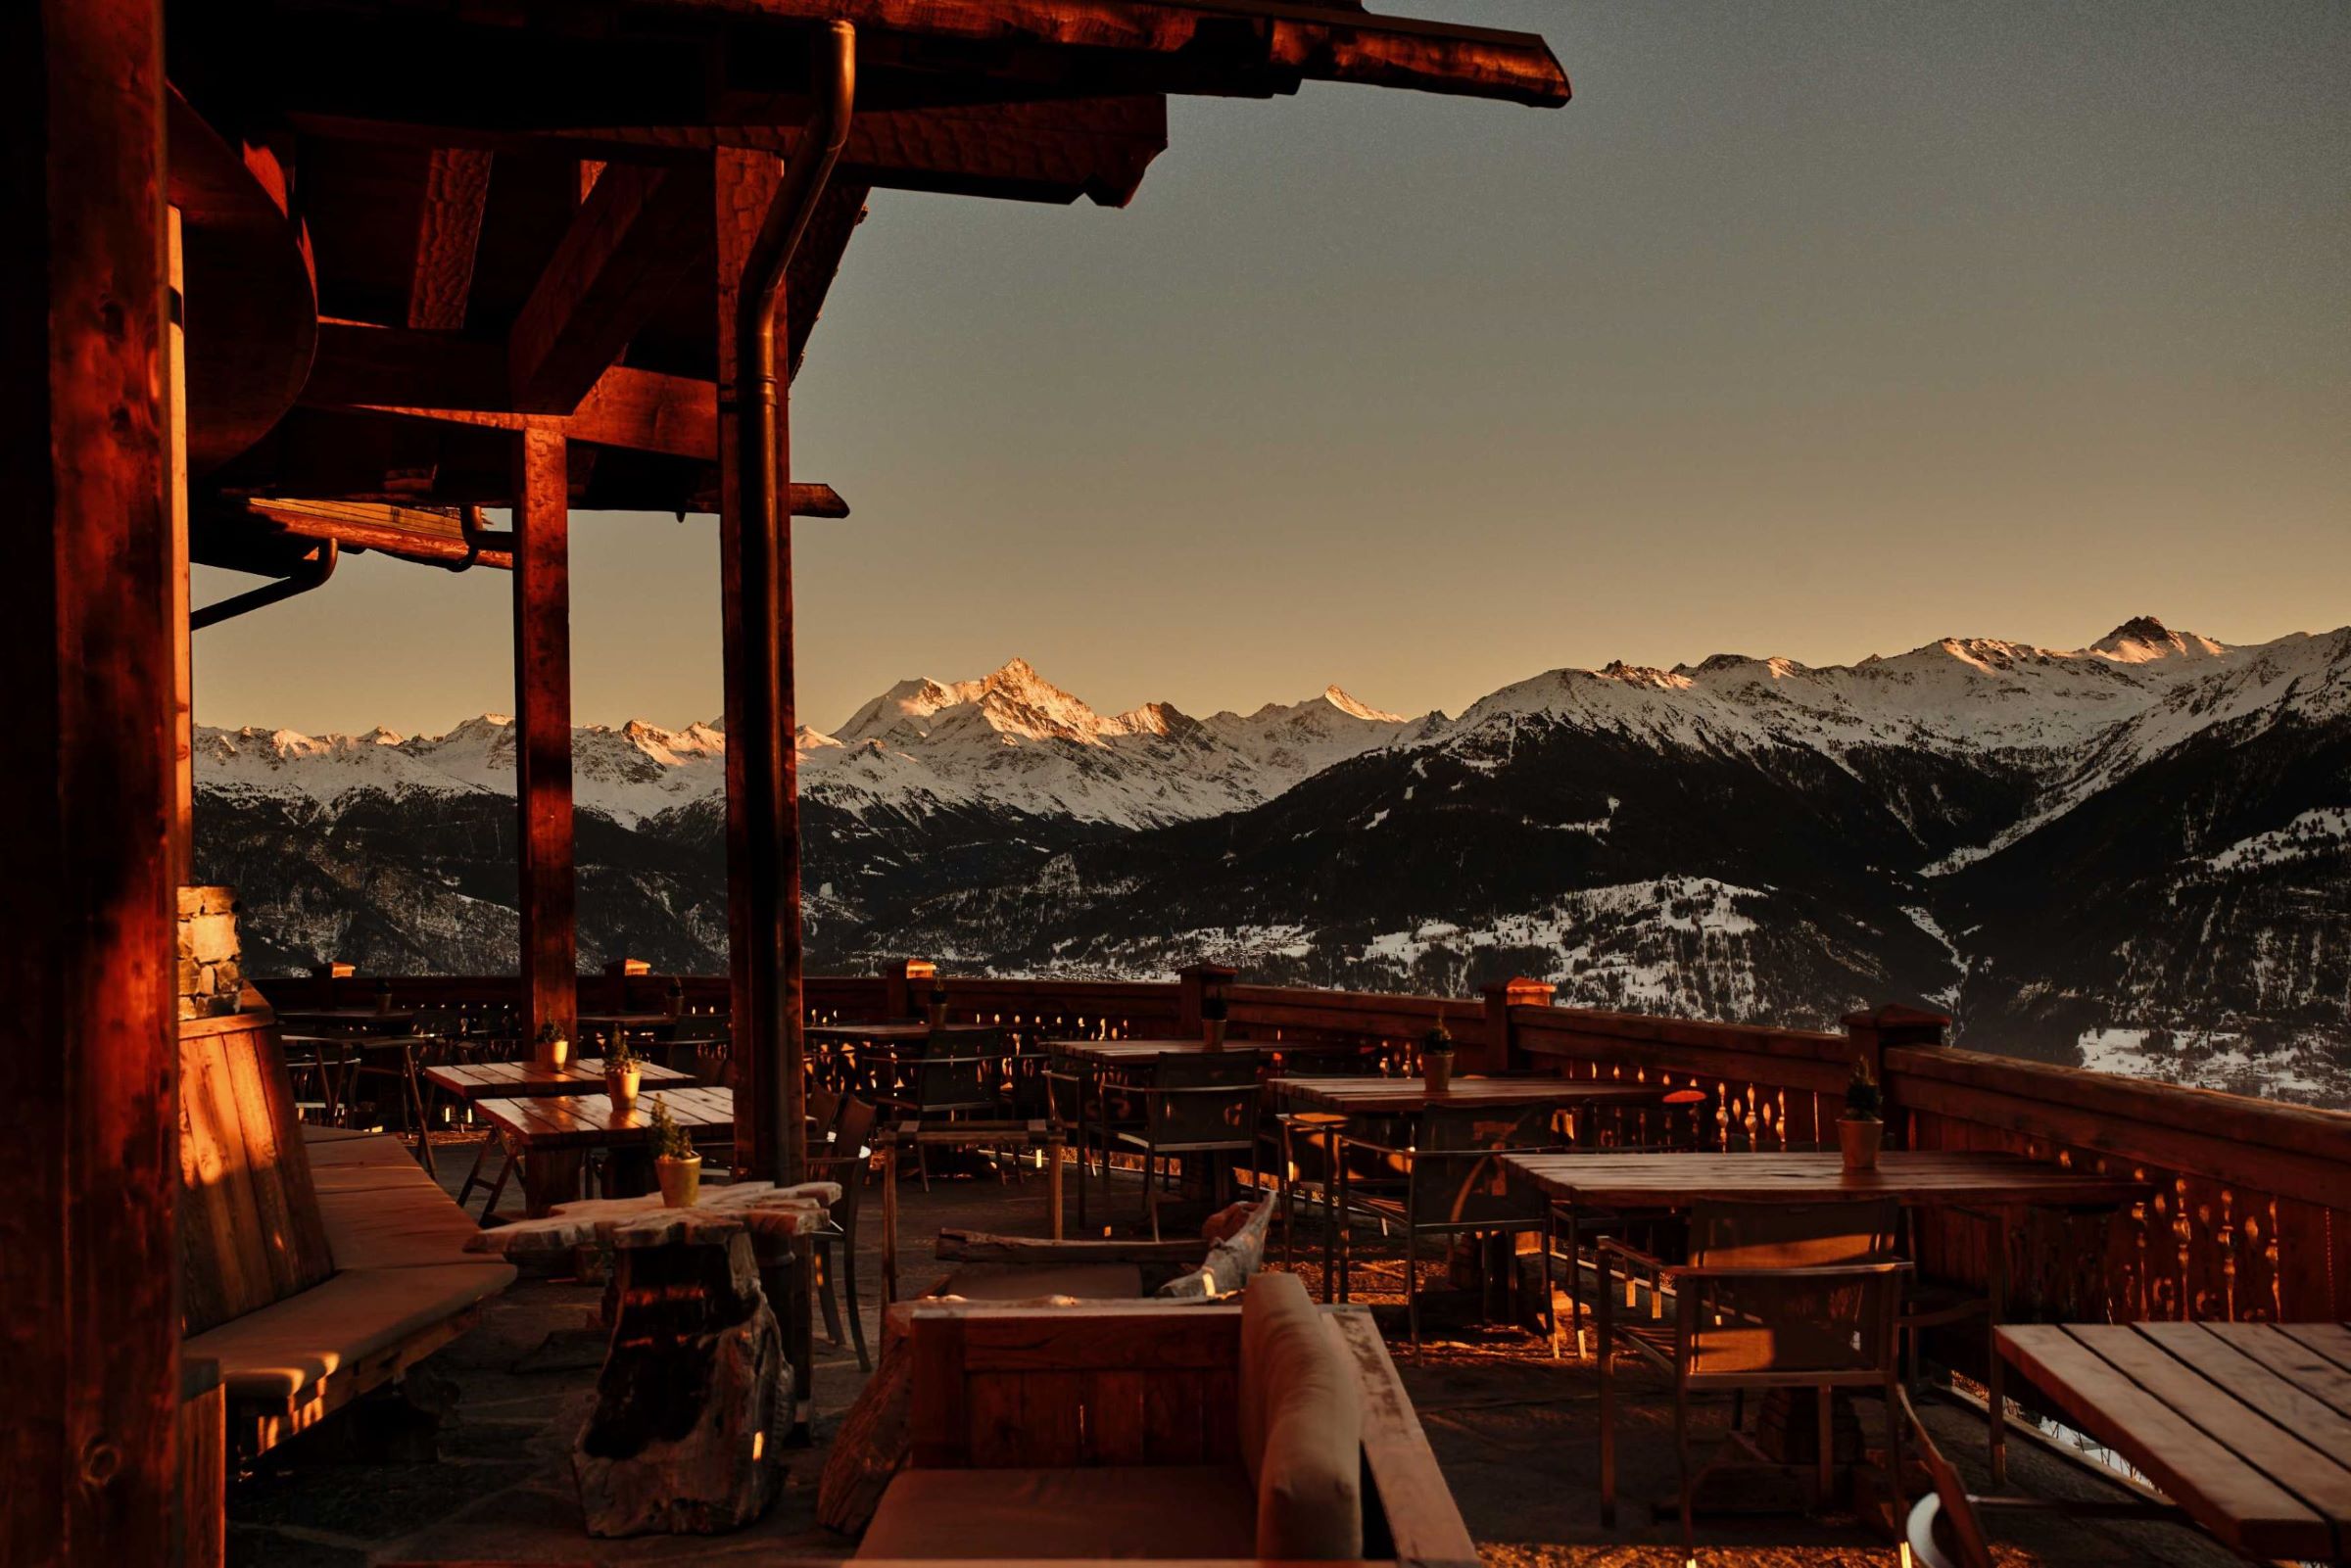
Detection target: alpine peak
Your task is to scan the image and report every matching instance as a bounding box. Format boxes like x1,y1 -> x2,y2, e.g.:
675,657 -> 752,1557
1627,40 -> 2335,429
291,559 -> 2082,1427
1321,685 -> 1406,723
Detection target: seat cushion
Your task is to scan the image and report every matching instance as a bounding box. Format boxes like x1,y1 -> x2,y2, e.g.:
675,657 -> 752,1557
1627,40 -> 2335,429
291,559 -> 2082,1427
857,1465 -> 1256,1560
185,1262 -> 514,1402
1239,1272 -> 1364,1560
303,1130 -> 421,1171
929,1263 -> 1143,1302
317,1180 -> 504,1271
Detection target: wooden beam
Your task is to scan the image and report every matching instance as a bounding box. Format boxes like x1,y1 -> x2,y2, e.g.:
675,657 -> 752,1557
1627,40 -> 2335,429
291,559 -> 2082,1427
407,147 -> 493,330
511,425 -> 577,1051
1,0 -> 180,1558
507,161 -> 713,414
785,183 -> 867,381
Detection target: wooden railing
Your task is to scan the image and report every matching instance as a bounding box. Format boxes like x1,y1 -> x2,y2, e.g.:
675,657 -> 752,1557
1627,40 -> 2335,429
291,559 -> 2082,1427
255,967 -> 2351,1325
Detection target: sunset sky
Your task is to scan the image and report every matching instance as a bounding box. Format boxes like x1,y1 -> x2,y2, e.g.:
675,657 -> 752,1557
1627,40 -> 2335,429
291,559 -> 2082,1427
193,0 -> 2349,737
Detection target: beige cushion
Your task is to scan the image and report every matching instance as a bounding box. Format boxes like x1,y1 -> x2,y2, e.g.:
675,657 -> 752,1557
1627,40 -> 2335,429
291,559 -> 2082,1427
302,1131 -> 420,1170
298,1124 -> 379,1145
185,1262 -> 514,1402
1239,1272 -> 1363,1560
857,1465 -> 1256,1560
317,1181 -> 504,1271
930,1263 -> 1144,1302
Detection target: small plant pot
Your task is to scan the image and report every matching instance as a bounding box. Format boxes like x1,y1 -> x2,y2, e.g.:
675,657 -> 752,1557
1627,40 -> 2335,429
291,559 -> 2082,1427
1422,1052 -> 1455,1096
926,1004 -> 947,1028
538,1035 -> 570,1071
655,1154 -> 702,1209
1839,1117 -> 1882,1172
605,1065 -> 641,1105
1203,1019 -> 1227,1051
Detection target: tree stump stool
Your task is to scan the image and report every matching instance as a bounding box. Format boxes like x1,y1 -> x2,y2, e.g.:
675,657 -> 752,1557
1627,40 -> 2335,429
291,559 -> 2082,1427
466,1183 -> 838,1536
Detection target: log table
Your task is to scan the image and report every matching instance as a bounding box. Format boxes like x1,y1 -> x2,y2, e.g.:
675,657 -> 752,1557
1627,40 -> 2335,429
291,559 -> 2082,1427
474,1086 -> 735,1217
466,1182 -> 840,1537
424,1057 -> 698,1214
1504,1148 -> 2155,1484
1996,1321 -> 2351,1564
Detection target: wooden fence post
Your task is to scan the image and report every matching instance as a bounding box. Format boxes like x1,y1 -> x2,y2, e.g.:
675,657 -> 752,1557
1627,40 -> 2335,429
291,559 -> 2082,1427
881,959 -> 935,1021
1478,976 -> 1555,1073
1843,1003 -> 1949,1146
1176,963 -> 1236,1036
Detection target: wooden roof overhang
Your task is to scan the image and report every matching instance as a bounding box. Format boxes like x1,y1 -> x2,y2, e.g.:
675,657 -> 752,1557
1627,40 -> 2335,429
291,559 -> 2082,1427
170,1 -> 1566,573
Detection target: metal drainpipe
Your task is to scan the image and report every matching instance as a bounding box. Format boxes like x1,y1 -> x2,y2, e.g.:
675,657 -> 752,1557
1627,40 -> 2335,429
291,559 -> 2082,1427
736,20 -> 855,1192
190,540 -> 338,630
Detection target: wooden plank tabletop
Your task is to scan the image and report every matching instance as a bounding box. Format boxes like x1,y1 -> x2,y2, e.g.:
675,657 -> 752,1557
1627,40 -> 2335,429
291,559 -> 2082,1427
474,1086 -> 735,1150
805,1021 -> 1001,1044
423,1057 -> 696,1101
1046,1037 -> 1371,1066
1999,1321 -> 2351,1561
275,1007 -> 417,1032
1501,1150 -> 2153,1209
577,1011 -> 689,1030
1273,1075 -> 1672,1115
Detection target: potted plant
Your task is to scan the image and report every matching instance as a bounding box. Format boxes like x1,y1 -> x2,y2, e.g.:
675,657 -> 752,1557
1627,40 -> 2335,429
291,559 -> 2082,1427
664,976 -> 685,1019
533,1019 -> 570,1070
603,1031 -> 641,1106
373,976 -> 394,1016
652,1099 -> 701,1208
1201,992 -> 1229,1051
1421,1014 -> 1456,1095
926,983 -> 949,1029
1840,1057 -> 1884,1171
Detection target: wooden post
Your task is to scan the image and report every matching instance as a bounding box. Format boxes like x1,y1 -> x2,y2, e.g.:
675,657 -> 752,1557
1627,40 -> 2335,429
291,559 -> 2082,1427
1478,975 -> 1555,1074
715,146 -> 810,1420
512,424 -> 577,1053
881,958 -> 935,1021
1842,1003 -> 1948,1149
1176,963 -> 1236,1036
168,203 -> 193,887
2,0 -> 181,1556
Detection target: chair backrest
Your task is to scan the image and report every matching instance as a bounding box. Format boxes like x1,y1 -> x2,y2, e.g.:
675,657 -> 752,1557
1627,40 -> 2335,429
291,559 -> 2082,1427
913,1028 -> 999,1112
1407,1103 -> 1558,1230
1683,1198 -> 1903,1377
180,1015 -> 337,1335
1145,1051 -> 1261,1149
827,1097 -> 880,1221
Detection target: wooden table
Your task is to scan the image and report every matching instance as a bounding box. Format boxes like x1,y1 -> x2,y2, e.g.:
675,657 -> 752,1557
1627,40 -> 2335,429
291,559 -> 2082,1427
1274,1074 -> 1671,1117
1999,1321 -> 2351,1563
1046,1036 -> 1372,1068
475,1086 -> 736,1216
428,1057 -> 699,1209
578,1011 -> 696,1035
805,1021 -> 1000,1045
1506,1149 -> 2154,1482
878,1118 -> 1063,1307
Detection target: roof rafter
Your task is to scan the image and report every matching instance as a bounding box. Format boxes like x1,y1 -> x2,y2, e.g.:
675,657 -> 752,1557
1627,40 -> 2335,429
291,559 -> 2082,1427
407,147 -> 494,329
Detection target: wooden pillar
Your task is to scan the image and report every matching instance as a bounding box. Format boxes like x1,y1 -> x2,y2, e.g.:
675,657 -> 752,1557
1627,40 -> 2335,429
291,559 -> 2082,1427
168,204 -> 193,885
512,424 -> 576,1052
1,0 -> 181,1557
715,147 -> 810,1418
1477,975 -> 1555,1074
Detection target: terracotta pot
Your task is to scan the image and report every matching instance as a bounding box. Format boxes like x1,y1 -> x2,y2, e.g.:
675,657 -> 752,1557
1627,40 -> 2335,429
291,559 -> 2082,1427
605,1064 -> 641,1105
1203,1019 -> 1227,1051
656,1154 -> 702,1209
1839,1117 -> 1882,1171
1423,1052 -> 1455,1095
539,1035 -> 570,1070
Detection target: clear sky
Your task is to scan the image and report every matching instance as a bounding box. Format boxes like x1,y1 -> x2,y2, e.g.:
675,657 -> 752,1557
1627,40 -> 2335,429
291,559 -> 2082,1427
193,0 -> 2349,737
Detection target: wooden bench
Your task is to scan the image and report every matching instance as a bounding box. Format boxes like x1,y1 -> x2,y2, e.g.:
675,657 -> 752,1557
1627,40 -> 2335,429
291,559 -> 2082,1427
850,1273 -> 1478,1566
177,1010 -> 515,1460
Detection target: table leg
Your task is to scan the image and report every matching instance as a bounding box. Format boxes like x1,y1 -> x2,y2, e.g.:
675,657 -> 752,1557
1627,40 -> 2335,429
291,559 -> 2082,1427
881,1140 -> 899,1307
1989,1224 -> 2008,1487
523,1149 -> 584,1218
1047,1132 -> 1065,1241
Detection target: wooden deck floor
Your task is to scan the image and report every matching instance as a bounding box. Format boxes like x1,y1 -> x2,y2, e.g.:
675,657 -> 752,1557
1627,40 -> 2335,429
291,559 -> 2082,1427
221,1140 -> 2243,1566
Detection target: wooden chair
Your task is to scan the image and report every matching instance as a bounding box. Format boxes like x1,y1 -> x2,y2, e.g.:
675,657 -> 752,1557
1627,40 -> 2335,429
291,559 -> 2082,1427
1335,1102 -> 1563,1357
1597,1197 -> 1907,1559
809,1096 -> 878,1371
876,1028 -> 1003,1188
1115,1051 -> 1262,1241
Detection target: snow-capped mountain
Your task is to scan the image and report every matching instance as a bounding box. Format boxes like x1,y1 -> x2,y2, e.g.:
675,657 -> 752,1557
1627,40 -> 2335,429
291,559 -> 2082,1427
194,621 -> 2351,1105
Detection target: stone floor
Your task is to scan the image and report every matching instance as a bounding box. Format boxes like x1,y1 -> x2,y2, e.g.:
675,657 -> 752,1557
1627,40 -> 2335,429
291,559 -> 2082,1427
225,1136 -> 2241,1566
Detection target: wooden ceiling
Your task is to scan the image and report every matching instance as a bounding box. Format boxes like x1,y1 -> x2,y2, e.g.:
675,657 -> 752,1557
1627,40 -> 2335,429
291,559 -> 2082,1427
170,0 -> 1566,569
